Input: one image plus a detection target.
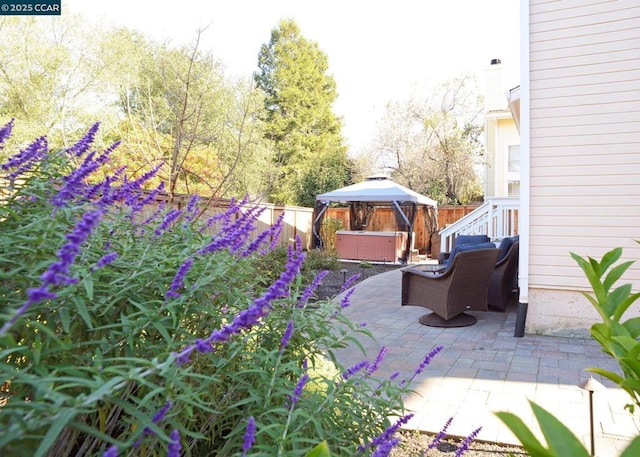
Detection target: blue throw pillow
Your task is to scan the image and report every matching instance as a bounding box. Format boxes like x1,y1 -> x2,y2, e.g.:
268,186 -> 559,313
496,237 -> 514,262
455,234 -> 490,246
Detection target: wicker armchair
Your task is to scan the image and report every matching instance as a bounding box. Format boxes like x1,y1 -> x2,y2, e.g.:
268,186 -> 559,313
488,240 -> 520,311
401,248 -> 500,327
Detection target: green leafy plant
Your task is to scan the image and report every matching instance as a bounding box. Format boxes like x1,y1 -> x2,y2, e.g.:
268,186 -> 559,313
497,244 -> 640,456
0,121 -> 447,456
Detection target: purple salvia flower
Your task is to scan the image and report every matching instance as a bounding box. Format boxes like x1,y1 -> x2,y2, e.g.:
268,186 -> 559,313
339,273 -> 361,293
268,212 -> 286,251
51,149 -> 107,207
134,401 -> 174,448
298,270 -> 329,307
128,182 -> 164,220
242,416 -> 256,456
289,373 -> 309,407
85,167 -> 126,203
167,429 -> 181,457
66,122 -> 99,157
165,258 -> 194,300
342,360 -> 369,381
91,252 -> 118,271
174,246 -> 305,365
280,320 -> 294,353
412,345 -> 444,380
40,209 -> 104,287
0,285 -> 57,337
103,445 -> 118,457
0,118 -> 14,147
243,213 -> 283,257
367,347 -> 389,376
340,287 -> 356,309
455,426 -> 481,456
152,401 -> 173,423
154,209 -> 182,237
361,413 -> 414,453
427,417 -> 453,450
371,437 -> 401,457
183,194 -> 200,224
140,201 -> 166,229
1,136 -> 48,179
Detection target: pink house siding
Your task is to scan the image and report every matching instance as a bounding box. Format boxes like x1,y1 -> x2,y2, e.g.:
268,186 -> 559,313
525,0 -> 640,333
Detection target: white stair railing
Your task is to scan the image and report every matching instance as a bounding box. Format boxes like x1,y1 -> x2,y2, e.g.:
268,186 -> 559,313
439,197 -> 519,252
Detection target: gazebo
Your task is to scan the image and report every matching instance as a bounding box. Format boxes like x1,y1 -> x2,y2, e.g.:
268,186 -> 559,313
313,175 -> 438,263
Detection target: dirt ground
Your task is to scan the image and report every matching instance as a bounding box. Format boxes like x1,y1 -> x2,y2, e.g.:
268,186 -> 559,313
315,262 -> 529,456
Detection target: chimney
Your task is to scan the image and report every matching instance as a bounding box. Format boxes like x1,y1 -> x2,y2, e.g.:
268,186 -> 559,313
485,58 -> 505,111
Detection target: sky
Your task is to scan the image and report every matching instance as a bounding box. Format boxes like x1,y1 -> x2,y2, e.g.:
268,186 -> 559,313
65,0 -> 521,154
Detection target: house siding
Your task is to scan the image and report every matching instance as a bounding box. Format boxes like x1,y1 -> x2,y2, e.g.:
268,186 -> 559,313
527,0 -> 640,334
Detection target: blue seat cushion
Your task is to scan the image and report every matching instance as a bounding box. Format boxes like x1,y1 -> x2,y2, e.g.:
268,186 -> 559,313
446,241 -> 497,268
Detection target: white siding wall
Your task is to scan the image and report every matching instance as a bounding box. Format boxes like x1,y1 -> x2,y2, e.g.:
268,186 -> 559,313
527,0 -> 640,333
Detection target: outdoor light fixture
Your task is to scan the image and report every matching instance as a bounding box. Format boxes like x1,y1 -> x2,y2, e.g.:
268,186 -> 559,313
579,376 -> 606,456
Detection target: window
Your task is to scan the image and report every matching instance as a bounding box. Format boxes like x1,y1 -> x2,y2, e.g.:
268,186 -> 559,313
507,145 -> 520,196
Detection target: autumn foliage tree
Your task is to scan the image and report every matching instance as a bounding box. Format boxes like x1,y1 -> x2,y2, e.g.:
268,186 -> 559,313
255,19 -> 350,207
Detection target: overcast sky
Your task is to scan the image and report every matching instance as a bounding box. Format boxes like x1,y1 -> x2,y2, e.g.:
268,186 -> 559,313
65,0 -> 521,153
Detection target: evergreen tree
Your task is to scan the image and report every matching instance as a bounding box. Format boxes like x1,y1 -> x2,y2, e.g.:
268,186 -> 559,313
255,19 -> 349,207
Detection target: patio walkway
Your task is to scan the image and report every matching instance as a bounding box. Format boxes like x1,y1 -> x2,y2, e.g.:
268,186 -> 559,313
334,268 -> 639,457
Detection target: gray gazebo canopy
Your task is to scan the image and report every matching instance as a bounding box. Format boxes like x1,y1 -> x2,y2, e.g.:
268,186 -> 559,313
313,175 -> 438,262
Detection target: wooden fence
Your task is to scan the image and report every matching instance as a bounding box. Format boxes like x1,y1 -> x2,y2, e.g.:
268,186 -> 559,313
140,194 -> 315,249
138,195 -> 478,255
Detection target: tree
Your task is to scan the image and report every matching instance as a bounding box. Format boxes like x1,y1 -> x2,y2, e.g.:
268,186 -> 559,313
359,75 -> 484,205
0,16 -> 115,147
106,28 -> 271,200
255,19 -> 349,207
0,16 -> 273,201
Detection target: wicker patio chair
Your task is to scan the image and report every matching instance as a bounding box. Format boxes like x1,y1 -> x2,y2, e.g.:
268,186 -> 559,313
401,248 -> 500,327
488,239 -> 520,311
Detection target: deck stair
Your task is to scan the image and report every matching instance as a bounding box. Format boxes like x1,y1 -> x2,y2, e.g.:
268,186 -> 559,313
439,197 -> 519,251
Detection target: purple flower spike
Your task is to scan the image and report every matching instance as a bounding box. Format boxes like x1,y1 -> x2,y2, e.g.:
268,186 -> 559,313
133,401 -> 174,448
361,413 -> 414,453
371,437 -> 401,457
340,288 -> 356,309
427,417 -> 453,450
280,320 -> 294,353
242,416 -> 256,456
339,273 -> 361,293
367,347 -> 389,376
103,445 -> 118,457
66,122 -> 100,157
289,373 -> 309,407
173,245 -> 305,365
152,401 -> 173,424
455,426 -> 481,456
298,270 -> 329,307
165,258 -> 194,300
167,429 -> 181,457
1,136 -> 48,179
154,209 -> 182,237
0,285 -> 58,337
412,345 -> 444,379
92,252 -> 118,271
342,360 -> 369,381
0,118 -> 14,147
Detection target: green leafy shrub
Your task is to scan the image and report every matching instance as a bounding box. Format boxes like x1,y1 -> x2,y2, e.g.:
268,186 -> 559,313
497,245 -> 640,456
0,121 -> 443,456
